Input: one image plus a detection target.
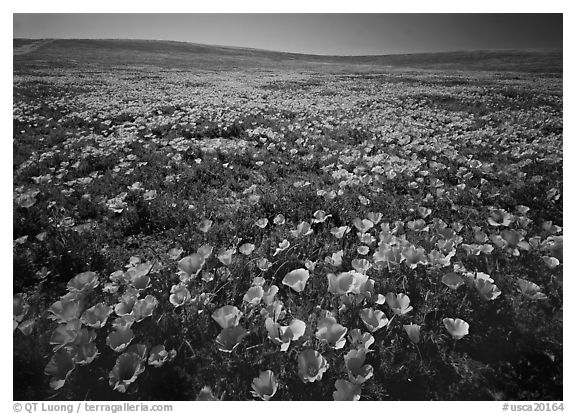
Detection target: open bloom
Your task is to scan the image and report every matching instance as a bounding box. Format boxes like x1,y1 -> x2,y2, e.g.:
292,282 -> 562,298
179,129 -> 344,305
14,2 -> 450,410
148,345 -> 177,367
312,210 -> 332,224
488,209 -> 512,227
291,221 -> 314,238
282,268 -> 310,293
106,327 -> 135,352
239,243 -> 255,255
474,279 -> 501,301
44,348 -> 75,390
344,349 -> 374,384
327,271 -> 368,296
251,370 -> 278,400
49,298 -> 83,323
333,379 -> 362,401
243,286 -> 264,305
443,318 -> 469,340
359,308 -> 388,333
265,317 -> 306,351
215,326 -> 249,353
50,319 -> 82,350
67,271 -> 99,293
441,272 -> 464,290
132,295 -> 158,322
385,292 -> 413,315
178,253 -> 205,277
81,302 -> 113,328
348,329 -> 375,351
13,294 -> 29,324
315,317 -> 347,349
72,328 -> 99,365
109,352 -> 146,393
517,278 -> 547,300
169,284 -> 191,307
212,305 -> 242,329
297,349 -> 329,383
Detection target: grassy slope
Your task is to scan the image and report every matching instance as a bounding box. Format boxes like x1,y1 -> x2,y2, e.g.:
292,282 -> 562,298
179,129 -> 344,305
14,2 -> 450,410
13,38 -> 562,73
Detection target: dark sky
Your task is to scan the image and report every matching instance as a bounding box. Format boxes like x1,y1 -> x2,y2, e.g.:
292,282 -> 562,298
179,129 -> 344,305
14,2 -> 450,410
13,14 -> 563,55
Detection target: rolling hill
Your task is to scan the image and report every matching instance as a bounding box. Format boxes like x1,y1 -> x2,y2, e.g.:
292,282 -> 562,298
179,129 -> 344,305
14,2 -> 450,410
13,38 -> 562,73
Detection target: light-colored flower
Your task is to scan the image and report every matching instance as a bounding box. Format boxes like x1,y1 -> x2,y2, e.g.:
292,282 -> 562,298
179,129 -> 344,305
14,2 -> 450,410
239,243 -> 256,256
148,345 -> 177,367
81,302 -> 113,328
441,272 -> 464,290
282,268 -> 310,293
348,328 -> 375,351
109,352 -> 145,393
443,318 -> 469,340
327,271 -> 368,296
212,305 -> 243,329
265,317 -> 306,351
44,348 -> 75,390
403,323 -> 421,344
315,317 -> 347,349
169,284 -> 191,307
251,370 -> 278,400
517,278 -> 547,300
333,379 -> 361,401
106,327 -> 135,352
385,292 -> 413,315
474,279 -> 501,301
178,253 -> 205,277
49,298 -> 83,323
243,286 -> 264,305
132,295 -> 158,322
297,349 -> 329,383
67,271 -> 99,293
344,349 -> 373,384
359,308 -> 388,332
215,326 -> 249,353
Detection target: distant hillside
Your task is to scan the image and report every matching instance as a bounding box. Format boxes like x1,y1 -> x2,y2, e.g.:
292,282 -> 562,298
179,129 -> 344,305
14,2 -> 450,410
13,38 -> 562,73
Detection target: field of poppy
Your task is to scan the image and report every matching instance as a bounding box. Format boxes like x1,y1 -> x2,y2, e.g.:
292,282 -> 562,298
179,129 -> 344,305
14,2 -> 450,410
13,40 -> 562,401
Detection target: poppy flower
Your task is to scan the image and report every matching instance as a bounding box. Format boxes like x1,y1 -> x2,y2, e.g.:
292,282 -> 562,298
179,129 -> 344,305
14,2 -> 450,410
239,243 -> 255,256
49,298 -> 83,323
385,292 -> 413,315
327,271 -> 369,296
106,327 -> 135,352
109,352 -> 146,393
67,271 -> 99,293
351,258 -> 371,274
348,328 -> 375,351
352,218 -> 374,234
330,226 -> 350,239
72,328 -> 99,365
50,319 -> 82,351
401,246 -> 427,268
212,305 -> 243,329
198,219 -> 213,233
443,318 -> 469,340
325,250 -> 344,267
217,249 -> 235,266
44,348 -> 75,390
441,272 -> 464,290
178,253 -> 205,277
114,292 -> 138,317
112,315 -> 136,330
215,326 -> 249,353
251,370 -> 278,400
312,210 -> 332,224
262,285 -> 279,305
474,279 -> 501,301
344,349 -> 373,384
297,349 -> 329,383
488,209 -> 512,227
305,259 -> 317,271
17,319 -> 35,336
81,302 -> 113,328
403,323 -> 421,344
261,300 -> 285,322
367,212 -> 383,225
148,345 -> 177,367
282,268 -> 310,293
273,214 -> 286,225
357,246 -> 370,255
290,221 -> 313,238
169,284 -> 191,307
130,272 -> 151,291
407,219 -> 429,232
333,379 -> 362,401
373,245 -> 404,268
132,295 -> 158,322
257,257 -> 273,271
359,308 -> 388,333
243,286 -> 264,305
255,218 -> 269,228
517,278 -> 547,300
196,386 -> 219,401
315,317 -> 347,349
197,244 -> 214,259
265,317 -> 306,351
15,189 -> 40,209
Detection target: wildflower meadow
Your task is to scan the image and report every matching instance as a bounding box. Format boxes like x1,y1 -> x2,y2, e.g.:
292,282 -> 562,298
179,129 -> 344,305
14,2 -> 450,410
13,39 -> 562,401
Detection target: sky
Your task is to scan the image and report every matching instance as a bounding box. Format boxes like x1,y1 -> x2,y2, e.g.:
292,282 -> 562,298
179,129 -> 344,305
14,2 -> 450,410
13,13 -> 563,56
